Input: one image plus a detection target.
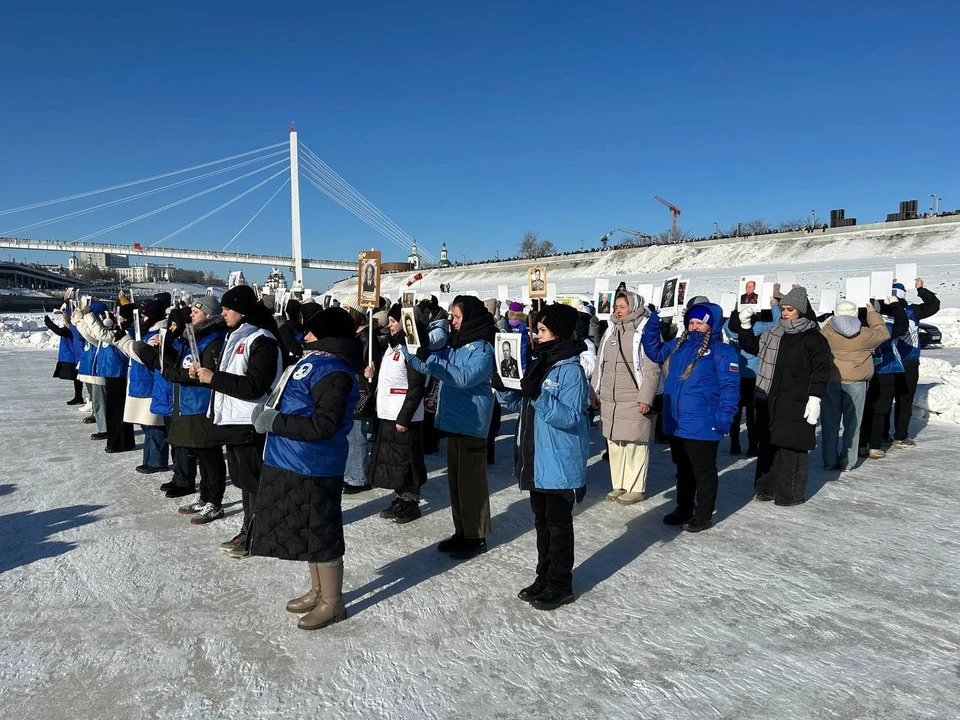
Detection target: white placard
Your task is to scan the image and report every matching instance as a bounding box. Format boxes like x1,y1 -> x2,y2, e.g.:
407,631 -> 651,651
636,284 -> 654,305
303,289 -> 313,299
497,285 -> 509,302
495,333 -> 523,390
547,283 -> 557,302
777,270 -> 796,288
737,274 -> 764,308
658,275 -> 683,317
870,271 -> 894,301
845,277 -> 871,306
762,281 -> 777,307
818,289 -> 838,315
895,263 -> 917,287
719,293 -> 737,317
521,286 -> 530,304
595,291 -> 614,319
593,278 -> 610,297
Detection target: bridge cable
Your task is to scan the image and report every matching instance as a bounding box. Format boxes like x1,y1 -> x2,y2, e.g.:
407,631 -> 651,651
222,176 -> 290,251
1,150 -> 289,237
0,142 -> 288,217
74,158 -> 289,243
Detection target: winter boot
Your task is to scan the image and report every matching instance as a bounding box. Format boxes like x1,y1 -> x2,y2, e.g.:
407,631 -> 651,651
437,533 -> 466,553
517,579 -> 547,602
531,589 -> 575,611
662,508 -> 693,525
287,563 -> 323,613
393,497 -> 422,525
379,496 -> 403,520
298,563 -> 348,630
616,492 -> 646,505
449,538 -> 487,561
67,396 -> 84,406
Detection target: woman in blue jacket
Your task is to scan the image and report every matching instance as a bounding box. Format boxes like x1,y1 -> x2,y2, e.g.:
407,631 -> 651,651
498,304 -> 590,611
404,296 -> 496,560
43,309 -> 85,405
642,302 -> 740,532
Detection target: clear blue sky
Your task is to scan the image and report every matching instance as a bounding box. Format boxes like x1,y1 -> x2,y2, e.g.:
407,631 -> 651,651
1,0 -> 957,288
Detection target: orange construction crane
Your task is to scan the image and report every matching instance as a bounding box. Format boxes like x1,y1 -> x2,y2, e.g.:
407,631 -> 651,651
654,195 -> 682,233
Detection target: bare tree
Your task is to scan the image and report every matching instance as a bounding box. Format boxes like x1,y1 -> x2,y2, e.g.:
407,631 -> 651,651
518,231 -> 556,258
656,228 -> 694,244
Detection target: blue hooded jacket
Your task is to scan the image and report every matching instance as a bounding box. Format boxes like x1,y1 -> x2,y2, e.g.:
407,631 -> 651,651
642,302 -> 741,442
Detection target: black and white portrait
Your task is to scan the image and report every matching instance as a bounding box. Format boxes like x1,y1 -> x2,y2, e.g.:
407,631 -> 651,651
495,333 -> 523,389
401,307 -> 421,351
659,275 -> 681,315
528,265 -> 547,299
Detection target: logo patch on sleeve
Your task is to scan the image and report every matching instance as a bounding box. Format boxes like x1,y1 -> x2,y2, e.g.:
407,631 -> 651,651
729,362 -> 739,372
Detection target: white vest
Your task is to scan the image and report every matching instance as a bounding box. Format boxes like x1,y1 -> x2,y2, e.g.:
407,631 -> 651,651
211,323 -> 281,425
376,345 -> 424,423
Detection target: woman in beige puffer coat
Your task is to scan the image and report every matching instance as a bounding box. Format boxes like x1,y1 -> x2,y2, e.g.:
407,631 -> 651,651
591,291 -> 662,504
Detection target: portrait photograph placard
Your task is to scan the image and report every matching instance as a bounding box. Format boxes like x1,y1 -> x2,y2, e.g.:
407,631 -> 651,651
527,265 -> 547,299
401,307 -> 421,352
358,250 -> 382,308
495,333 -> 523,389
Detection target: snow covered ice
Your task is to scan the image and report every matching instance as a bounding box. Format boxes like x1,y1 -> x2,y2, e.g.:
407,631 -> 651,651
3,241 -> 960,718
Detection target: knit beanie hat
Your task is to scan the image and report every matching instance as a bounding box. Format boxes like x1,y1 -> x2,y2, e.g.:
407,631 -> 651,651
388,303 -> 403,323
687,305 -> 713,325
117,303 -> 135,323
508,301 -> 524,313
90,301 -> 109,318
300,302 -> 323,327
220,285 -> 258,316
686,295 -> 710,308
781,286 -> 810,314
538,304 -> 578,340
154,292 -> 172,315
139,300 -> 162,324
306,307 -> 356,340
192,294 -> 222,318
834,299 -> 858,317
892,282 -> 907,299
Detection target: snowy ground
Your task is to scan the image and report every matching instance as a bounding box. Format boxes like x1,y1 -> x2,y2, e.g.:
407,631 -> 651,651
1,349 -> 960,719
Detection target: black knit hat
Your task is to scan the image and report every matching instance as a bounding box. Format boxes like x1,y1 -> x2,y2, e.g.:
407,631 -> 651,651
306,307 -> 356,340
538,304 -> 578,340
388,303 -> 403,323
220,285 -> 258,316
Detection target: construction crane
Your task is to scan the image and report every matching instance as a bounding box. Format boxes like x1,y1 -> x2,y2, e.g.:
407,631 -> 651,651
599,228 -> 654,249
654,195 -> 682,233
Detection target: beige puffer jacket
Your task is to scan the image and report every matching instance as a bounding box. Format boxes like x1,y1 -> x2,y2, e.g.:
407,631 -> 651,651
592,292 -> 662,443
822,309 -> 890,383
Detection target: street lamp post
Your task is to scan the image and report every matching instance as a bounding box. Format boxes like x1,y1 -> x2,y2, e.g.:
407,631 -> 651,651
811,210 -> 817,229
713,222 -> 720,237
579,238 -> 584,250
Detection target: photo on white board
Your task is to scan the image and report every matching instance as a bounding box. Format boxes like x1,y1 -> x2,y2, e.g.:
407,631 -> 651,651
402,291 -> 415,307
659,275 -> 682,316
495,333 -> 523,390
596,291 -> 614,318
738,274 -> 764,308
677,280 -> 689,308
400,308 -> 421,352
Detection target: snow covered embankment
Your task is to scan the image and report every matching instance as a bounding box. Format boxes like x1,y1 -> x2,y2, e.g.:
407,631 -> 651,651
0,315 -> 60,351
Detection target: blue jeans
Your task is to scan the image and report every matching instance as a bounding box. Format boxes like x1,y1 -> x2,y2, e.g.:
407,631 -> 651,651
91,383 -> 107,433
344,420 -> 370,486
142,424 -> 169,469
821,381 -> 867,470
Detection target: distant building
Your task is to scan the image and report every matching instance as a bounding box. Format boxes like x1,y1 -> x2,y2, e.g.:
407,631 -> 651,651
437,241 -> 452,268
114,263 -> 179,282
408,239 -> 421,270
79,251 -> 129,269
68,253 -> 79,272
264,267 -> 287,294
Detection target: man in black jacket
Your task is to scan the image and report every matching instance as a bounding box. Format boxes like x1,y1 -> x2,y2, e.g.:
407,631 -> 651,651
192,286 -> 282,556
890,278 -> 940,447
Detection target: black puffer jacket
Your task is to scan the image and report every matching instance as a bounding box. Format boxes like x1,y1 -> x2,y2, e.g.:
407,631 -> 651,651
250,336 -> 358,562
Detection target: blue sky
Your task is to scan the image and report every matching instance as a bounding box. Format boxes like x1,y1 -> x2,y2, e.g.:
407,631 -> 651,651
1,1 -> 957,288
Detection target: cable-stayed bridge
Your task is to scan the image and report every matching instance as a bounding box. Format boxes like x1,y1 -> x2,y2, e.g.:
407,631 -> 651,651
0,127 -> 433,288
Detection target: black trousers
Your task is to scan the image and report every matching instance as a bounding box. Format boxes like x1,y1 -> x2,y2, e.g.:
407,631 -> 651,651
196,446 -> 227,505
163,416 -> 197,490
730,377 -> 757,451
755,445 -> 809,505
72,380 -> 84,401
862,373 -> 896,449
227,437 -> 265,530
894,358 -> 920,441
487,399 -> 502,464
668,437 -> 719,523
422,411 -> 441,454
104,376 -> 135,452
530,491 -> 575,594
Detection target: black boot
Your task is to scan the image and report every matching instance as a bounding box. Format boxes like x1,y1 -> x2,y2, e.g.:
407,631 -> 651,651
662,508 -> 693,525
437,533 -> 466,553
531,589 -> 574,611
682,518 -> 713,533
517,579 -> 546,602
393,498 -> 422,525
342,482 -> 372,495
379,496 -> 403,520
67,397 -> 84,406
449,538 -> 487,560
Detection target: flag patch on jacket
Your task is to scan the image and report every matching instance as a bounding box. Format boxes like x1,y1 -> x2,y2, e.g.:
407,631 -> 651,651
729,362 -> 738,373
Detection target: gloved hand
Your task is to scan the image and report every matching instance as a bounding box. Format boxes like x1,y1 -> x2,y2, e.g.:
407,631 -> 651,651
803,396 -> 821,425
253,404 -> 279,434
738,308 -> 754,329
490,372 -> 506,392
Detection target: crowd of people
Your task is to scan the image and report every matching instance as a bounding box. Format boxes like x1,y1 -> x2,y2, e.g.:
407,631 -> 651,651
42,273 -> 939,628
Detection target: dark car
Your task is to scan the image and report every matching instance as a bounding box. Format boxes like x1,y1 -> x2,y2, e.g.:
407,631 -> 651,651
918,322 -> 941,347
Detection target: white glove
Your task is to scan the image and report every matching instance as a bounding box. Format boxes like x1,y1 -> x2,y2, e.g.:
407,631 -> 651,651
738,308 -> 754,329
803,396 -> 821,425
886,295 -> 900,305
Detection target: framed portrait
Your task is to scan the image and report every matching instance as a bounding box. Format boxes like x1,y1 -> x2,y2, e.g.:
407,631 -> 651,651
402,291 -> 415,307
658,275 -> 681,316
527,264 -> 547,299
737,274 -> 764,309
401,307 -> 421,351
596,291 -> 614,319
677,280 -> 689,308
495,333 -> 523,389
322,294 -> 332,309
358,250 -> 382,308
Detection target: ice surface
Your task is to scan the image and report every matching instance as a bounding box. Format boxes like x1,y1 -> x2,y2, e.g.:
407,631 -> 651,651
1,349 -> 960,719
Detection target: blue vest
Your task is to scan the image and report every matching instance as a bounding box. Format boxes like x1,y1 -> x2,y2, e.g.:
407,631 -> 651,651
896,306 -> 921,362
70,327 -> 85,363
150,336 -> 178,417
874,322 -> 905,375
176,331 -> 224,417
57,326 -> 82,364
128,329 -> 158,398
78,340 -> 98,377
264,354 -> 358,477
94,342 -> 127,378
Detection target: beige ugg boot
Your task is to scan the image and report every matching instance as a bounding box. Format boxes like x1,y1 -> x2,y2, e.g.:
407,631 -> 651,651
286,563 -> 321,614
297,563 -> 348,631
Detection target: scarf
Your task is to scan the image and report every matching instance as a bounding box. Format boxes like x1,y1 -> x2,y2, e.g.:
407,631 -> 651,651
449,313 -> 497,349
756,317 -> 817,395
521,338 -> 585,400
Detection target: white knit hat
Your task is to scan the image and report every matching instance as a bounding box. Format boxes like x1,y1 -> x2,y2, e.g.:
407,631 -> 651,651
835,299 -> 858,316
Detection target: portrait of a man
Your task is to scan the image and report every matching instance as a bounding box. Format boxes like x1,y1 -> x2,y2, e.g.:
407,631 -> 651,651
528,265 -> 547,298
500,340 -> 520,379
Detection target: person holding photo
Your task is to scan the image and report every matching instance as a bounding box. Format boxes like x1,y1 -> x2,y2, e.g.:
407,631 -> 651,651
499,340 -> 520,379
365,304 -> 430,524
403,296 -> 497,560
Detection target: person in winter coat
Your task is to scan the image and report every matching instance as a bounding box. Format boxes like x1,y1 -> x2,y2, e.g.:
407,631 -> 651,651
74,301 -> 111,438
403,295 -> 497,560
820,300 -> 889,471
498,304 -> 590,611
591,292 -> 662,505
44,309 -> 85,405
644,302 -> 740,530
737,287 -> 832,506
890,278 -> 940,447
419,300 -> 449,455
249,307 -> 360,632
859,296 -> 909,459
364,304 -> 430,524
192,286 -> 282,545
341,302 -> 374,494
573,309 -> 597,379
723,302 -> 782,456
